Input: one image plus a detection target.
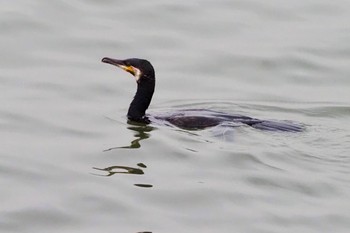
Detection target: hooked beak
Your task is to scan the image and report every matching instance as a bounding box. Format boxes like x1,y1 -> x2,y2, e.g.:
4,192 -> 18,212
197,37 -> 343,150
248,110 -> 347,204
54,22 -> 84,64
102,57 -> 135,76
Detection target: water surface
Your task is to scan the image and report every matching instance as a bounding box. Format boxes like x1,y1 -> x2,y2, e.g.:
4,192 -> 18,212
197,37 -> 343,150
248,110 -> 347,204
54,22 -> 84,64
1,0 -> 350,232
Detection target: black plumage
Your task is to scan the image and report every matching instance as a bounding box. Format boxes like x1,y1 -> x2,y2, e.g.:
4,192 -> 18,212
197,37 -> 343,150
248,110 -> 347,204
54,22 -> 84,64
102,57 -> 303,132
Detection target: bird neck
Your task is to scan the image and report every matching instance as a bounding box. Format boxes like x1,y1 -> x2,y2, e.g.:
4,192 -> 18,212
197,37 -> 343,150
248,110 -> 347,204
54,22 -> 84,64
127,78 -> 155,122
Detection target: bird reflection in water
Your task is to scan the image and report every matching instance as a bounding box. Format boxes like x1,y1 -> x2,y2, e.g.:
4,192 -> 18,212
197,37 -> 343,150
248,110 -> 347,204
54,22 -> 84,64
93,163 -> 146,176
92,163 -> 153,188
104,122 -> 155,151
95,123 -> 154,188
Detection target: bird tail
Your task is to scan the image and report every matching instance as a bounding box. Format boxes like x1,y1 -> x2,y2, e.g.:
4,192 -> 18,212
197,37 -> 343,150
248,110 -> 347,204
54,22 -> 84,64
251,120 -> 304,132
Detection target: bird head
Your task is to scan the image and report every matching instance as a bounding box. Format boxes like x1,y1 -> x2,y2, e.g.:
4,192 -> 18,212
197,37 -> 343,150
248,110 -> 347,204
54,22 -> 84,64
102,57 -> 155,83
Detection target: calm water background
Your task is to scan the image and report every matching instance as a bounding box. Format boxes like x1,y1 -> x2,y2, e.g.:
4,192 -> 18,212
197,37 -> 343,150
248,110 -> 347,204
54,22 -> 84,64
1,0 -> 350,232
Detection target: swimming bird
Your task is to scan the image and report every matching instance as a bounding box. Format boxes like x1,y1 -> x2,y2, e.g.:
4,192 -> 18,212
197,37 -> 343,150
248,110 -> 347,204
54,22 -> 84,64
101,57 -> 303,132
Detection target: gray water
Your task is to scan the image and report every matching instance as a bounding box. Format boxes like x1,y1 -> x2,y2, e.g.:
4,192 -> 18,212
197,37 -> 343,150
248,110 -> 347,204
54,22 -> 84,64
1,0 -> 350,232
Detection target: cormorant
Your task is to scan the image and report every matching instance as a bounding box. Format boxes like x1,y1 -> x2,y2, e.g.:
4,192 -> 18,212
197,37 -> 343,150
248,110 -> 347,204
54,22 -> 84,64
101,57 -> 303,132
